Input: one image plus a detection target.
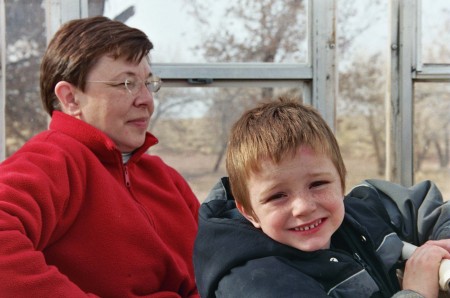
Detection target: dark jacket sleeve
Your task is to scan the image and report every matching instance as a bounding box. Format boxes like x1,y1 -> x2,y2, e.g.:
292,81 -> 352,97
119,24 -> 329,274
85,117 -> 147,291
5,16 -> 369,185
216,257 -> 328,298
347,179 -> 450,245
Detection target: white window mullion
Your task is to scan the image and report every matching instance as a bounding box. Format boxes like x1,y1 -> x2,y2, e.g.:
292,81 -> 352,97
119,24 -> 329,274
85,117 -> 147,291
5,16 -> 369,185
45,0 -> 88,44
311,0 -> 337,131
0,0 -> 6,161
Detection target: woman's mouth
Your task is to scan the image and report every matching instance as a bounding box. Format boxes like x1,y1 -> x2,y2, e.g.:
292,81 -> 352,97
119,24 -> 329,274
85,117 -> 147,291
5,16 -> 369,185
128,118 -> 149,128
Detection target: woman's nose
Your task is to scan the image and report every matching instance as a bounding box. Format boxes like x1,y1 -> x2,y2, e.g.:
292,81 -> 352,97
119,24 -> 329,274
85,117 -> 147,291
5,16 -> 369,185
135,86 -> 154,107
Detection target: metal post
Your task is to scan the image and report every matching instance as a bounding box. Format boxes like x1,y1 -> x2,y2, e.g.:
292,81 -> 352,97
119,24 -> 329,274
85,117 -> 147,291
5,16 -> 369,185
387,0 -> 415,186
310,0 -> 337,131
0,0 -> 6,161
45,0 -> 88,44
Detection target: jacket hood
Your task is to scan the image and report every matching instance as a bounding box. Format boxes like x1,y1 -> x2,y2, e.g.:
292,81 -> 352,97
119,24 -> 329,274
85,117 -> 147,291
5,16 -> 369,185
194,177 -> 334,298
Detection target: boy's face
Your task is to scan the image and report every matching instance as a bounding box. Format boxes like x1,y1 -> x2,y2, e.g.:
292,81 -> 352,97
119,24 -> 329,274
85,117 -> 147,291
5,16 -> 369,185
237,145 -> 345,252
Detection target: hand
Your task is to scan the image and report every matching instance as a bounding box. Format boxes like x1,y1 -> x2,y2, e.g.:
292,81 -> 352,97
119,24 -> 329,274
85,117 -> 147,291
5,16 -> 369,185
402,240 -> 450,298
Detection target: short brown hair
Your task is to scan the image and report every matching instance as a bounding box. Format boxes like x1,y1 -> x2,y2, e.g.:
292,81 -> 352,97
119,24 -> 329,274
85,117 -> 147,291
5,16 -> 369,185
226,97 -> 346,215
40,16 -> 153,115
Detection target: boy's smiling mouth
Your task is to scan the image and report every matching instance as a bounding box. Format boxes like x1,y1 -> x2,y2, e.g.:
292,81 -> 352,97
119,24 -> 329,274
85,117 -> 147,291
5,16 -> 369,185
292,219 -> 323,231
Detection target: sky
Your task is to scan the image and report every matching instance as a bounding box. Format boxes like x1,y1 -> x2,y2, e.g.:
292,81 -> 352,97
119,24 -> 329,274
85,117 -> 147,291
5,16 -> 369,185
104,0 -> 207,63
103,0 -> 450,65
103,0 -> 388,65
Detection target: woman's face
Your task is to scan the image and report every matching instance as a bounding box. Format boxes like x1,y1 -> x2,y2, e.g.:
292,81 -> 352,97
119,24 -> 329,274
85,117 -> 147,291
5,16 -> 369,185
240,146 -> 345,252
73,55 -> 155,152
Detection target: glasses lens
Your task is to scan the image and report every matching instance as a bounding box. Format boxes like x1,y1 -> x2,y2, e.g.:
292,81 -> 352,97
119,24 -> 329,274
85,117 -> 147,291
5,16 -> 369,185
148,76 -> 162,93
125,77 -> 162,95
124,79 -> 139,95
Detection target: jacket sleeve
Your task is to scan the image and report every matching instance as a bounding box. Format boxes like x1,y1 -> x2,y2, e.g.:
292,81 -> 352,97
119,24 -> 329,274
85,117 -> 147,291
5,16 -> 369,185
391,290 -> 425,298
215,257 -> 329,298
0,142 -> 97,297
347,179 -> 450,245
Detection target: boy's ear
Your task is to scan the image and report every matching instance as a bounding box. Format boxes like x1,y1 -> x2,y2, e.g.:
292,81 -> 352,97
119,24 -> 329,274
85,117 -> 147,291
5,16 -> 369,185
235,201 -> 261,228
54,81 -> 81,117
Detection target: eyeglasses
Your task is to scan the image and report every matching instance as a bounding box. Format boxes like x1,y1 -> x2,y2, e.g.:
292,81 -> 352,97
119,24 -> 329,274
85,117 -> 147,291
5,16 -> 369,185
88,75 -> 162,95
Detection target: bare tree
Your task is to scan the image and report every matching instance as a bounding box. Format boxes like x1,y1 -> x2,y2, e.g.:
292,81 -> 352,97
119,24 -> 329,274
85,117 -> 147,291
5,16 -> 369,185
336,0 -> 383,59
412,15 -> 450,172
185,0 -> 391,173
414,84 -> 450,170
4,1 -> 47,155
339,53 -> 386,175
194,0 -> 307,63
185,0 -> 308,171
149,88 -> 205,131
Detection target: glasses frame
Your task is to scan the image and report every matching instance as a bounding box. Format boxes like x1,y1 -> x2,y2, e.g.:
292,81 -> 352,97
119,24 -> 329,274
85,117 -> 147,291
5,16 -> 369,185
87,75 -> 163,95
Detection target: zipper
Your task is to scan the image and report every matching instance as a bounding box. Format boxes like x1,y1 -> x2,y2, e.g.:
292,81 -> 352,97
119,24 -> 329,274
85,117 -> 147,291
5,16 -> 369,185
353,252 -> 366,268
122,164 -> 154,227
123,164 -> 131,188
352,240 -> 399,296
336,223 -> 400,296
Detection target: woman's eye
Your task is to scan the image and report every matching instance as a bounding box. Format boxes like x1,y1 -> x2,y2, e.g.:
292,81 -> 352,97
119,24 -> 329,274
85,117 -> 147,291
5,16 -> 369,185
111,81 -> 126,87
125,79 -> 137,88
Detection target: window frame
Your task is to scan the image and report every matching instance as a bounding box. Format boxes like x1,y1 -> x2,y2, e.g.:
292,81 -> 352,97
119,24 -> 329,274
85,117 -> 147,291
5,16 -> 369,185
4,0 -> 447,187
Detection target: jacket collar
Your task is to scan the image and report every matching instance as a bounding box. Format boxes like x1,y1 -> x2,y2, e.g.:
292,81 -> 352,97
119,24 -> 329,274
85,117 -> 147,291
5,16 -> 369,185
49,111 -> 158,164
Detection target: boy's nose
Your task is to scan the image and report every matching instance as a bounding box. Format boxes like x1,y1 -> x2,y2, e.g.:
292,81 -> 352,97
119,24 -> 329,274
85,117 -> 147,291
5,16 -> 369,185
291,195 -> 317,216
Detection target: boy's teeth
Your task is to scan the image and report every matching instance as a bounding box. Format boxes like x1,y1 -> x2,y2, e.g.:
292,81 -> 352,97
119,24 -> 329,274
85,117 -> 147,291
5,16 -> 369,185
294,219 -> 322,231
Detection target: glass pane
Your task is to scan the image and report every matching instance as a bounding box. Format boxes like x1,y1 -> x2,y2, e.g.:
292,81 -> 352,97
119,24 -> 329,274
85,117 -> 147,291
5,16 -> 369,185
421,1 -> 450,64
149,86 -> 304,200
414,83 -> 450,199
4,0 -> 47,157
104,0 -> 309,64
336,0 -> 389,190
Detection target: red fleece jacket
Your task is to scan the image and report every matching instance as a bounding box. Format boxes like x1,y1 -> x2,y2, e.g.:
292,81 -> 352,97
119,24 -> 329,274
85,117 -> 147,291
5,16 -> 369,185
0,112 -> 200,297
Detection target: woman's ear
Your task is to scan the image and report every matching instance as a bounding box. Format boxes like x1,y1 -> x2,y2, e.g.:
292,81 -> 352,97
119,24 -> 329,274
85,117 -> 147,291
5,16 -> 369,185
235,201 -> 261,228
54,81 -> 81,116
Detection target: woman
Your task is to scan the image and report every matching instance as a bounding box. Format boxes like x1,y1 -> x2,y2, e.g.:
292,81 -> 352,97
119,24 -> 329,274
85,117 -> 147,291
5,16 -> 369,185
0,16 -> 199,297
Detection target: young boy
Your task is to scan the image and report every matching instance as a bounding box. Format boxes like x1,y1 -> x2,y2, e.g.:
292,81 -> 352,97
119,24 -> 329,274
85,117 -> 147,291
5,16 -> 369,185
194,97 -> 450,298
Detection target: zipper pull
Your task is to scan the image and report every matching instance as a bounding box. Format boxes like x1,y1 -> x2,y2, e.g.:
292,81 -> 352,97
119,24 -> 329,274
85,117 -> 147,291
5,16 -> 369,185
123,165 -> 131,188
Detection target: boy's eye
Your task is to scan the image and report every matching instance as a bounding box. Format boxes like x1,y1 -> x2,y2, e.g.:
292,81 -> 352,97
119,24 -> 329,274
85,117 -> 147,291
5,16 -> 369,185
310,180 -> 329,189
266,193 -> 286,202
